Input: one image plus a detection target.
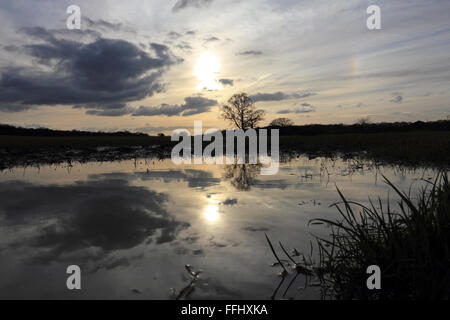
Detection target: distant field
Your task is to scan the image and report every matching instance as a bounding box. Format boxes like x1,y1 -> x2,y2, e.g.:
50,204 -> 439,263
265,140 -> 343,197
0,130 -> 449,167
279,131 -> 450,165
0,135 -> 173,148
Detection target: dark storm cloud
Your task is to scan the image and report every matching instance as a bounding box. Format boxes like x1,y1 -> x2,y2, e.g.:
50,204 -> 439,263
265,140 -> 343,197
250,91 -> 316,102
219,78 -> 234,86
237,50 -> 263,56
0,27 -> 181,113
0,177 -> 188,266
132,96 -> 217,117
172,0 -> 214,12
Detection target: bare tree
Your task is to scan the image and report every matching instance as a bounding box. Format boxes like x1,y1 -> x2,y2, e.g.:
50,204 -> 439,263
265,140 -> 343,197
355,116 -> 371,125
269,117 -> 294,127
220,93 -> 265,130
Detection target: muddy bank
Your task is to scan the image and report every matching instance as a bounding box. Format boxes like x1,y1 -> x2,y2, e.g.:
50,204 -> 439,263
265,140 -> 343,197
0,145 -> 173,170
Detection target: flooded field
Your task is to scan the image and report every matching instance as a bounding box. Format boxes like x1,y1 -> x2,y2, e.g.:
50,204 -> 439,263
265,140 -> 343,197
0,156 -> 437,299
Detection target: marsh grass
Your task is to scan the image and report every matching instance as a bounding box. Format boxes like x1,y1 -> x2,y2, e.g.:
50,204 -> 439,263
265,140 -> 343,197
310,172 -> 450,299
279,131 -> 450,166
267,172 -> 450,299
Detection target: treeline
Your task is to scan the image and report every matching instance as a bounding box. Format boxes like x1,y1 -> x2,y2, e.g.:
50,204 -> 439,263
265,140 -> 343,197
266,120 -> 450,136
0,124 -> 147,137
2,119 -> 450,137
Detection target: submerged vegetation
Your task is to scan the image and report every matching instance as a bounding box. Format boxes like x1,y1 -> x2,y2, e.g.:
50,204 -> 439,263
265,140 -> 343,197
267,173 -> 450,300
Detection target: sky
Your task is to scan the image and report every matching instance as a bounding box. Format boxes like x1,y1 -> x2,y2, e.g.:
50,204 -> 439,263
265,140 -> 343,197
0,0 -> 449,134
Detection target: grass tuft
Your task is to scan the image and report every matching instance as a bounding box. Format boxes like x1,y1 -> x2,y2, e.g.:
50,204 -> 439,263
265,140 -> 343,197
311,172 -> 450,299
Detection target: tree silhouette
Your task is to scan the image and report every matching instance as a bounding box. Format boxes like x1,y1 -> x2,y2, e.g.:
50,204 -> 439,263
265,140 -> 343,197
356,117 -> 370,125
270,118 -> 294,127
220,93 -> 264,130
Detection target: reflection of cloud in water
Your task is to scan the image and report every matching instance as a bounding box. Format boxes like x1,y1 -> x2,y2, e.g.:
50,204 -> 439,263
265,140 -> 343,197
242,226 -> 269,232
221,198 -> 238,206
90,169 -> 221,189
0,178 -> 188,268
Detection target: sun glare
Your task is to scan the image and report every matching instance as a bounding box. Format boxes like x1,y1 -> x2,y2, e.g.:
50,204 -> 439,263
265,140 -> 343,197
195,53 -> 221,90
204,204 -> 220,222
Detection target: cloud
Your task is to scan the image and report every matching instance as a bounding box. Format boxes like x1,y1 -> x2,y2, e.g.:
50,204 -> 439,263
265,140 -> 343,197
85,107 -> 133,117
175,41 -> 193,50
3,45 -> 20,52
218,78 -> 234,86
167,31 -> 182,39
0,177 -> 189,265
335,102 -> 365,110
84,18 -> 128,33
204,36 -> 220,42
172,0 -> 214,12
237,50 -> 263,56
132,96 -> 217,117
0,27 -> 181,113
277,104 -> 316,114
134,169 -> 221,189
250,91 -> 316,102
390,92 -> 403,103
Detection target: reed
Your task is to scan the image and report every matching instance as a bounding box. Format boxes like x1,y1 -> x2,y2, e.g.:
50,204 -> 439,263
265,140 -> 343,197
266,172 -> 450,299
310,172 -> 450,299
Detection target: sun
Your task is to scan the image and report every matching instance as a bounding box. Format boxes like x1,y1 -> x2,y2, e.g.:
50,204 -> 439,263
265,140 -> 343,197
195,52 -> 221,90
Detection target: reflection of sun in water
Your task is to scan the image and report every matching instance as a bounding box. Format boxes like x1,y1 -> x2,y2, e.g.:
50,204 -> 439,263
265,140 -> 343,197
195,52 -> 221,90
204,204 -> 219,222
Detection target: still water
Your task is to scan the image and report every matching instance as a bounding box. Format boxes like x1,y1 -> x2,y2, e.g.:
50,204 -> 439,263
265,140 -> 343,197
0,156 -> 436,299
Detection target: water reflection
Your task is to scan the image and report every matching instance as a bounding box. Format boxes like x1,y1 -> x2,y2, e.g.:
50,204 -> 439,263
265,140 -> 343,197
204,204 -> 220,223
223,164 -> 261,191
0,177 -> 188,270
0,157 -> 439,299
